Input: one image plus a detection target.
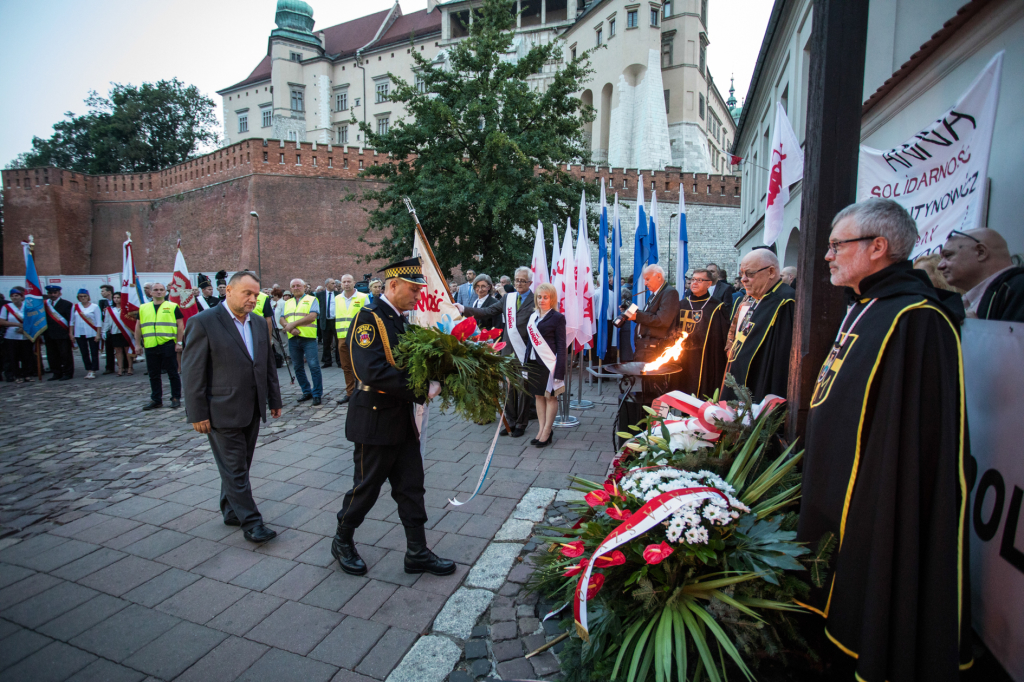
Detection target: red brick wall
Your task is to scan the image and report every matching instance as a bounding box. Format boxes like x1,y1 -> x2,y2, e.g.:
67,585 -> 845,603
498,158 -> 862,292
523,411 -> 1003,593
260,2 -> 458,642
2,140 -> 741,283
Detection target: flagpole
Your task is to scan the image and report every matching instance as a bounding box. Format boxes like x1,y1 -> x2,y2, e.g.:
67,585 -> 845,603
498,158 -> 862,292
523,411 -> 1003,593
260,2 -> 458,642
553,346 -> 580,428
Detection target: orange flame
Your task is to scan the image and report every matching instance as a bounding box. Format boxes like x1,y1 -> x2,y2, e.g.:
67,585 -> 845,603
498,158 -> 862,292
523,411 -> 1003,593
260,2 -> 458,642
642,333 -> 688,372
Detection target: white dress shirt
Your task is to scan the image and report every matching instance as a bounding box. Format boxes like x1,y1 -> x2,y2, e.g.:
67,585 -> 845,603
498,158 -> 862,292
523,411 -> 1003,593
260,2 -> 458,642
962,265 -> 1012,317
222,301 -> 253,358
70,302 -> 103,337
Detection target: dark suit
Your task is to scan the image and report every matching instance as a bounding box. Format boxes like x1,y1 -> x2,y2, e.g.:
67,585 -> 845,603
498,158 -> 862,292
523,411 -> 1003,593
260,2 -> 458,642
44,298 -> 75,379
316,290 -> 339,366
710,281 -> 736,304
634,284 -> 680,399
182,304 -> 282,531
337,298 -> 429,534
464,291 -> 535,430
466,294 -> 500,329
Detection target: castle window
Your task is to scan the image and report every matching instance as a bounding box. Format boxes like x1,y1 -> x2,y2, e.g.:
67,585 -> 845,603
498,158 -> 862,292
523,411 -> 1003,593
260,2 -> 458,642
608,18 -> 616,37
336,92 -> 348,111
238,114 -> 248,133
416,76 -> 426,93
290,52 -> 302,62
288,131 -> 298,141
626,10 -> 638,28
337,126 -> 348,145
596,27 -> 602,46
663,0 -> 671,17
375,82 -> 389,103
377,117 -> 389,135
650,9 -> 659,26
291,89 -> 304,111
262,108 -> 272,127
699,93 -> 705,119
661,40 -> 673,67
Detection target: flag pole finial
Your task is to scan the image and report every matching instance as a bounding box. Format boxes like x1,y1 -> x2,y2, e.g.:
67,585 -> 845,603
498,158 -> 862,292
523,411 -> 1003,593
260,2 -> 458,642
126,232 -> 131,240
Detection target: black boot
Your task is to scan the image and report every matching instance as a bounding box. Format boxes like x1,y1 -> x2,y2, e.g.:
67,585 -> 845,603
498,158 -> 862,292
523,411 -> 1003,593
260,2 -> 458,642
331,525 -> 367,576
404,526 -> 455,576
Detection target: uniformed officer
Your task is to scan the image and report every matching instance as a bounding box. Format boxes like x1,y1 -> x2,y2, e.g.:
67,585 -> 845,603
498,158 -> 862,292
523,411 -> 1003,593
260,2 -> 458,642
331,257 -> 454,577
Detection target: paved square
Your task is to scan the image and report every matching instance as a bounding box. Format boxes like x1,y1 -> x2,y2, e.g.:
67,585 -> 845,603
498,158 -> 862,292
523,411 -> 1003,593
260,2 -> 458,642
0,359 -> 617,680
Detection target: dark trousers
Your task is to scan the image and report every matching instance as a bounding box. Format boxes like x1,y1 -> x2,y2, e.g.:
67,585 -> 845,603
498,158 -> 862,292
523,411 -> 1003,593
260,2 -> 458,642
76,336 -> 100,371
44,337 -> 74,378
105,337 -> 115,371
4,339 -> 34,379
338,338 -> 356,396
504,378 -> 530,430
144,342 -> 181,403
321,320 -> 338,365
337,438 -> 428,532
208,407 -> 263,531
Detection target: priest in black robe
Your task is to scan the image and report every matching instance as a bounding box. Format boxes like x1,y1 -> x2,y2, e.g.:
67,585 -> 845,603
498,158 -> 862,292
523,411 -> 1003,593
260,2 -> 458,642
721,249 -> 793,401
937,227 -> 1024,322
797,198 -> 972,682
674,268 -> 728,399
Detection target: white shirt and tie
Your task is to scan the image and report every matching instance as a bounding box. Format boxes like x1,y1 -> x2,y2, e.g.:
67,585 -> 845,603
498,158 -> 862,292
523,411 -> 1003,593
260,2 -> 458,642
222,301 -> 253,358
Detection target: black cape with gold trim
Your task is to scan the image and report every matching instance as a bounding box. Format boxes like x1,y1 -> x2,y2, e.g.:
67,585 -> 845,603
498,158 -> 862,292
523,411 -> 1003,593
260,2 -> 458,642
796,261 -> 972,681
721,279 -> 794,401
674,292 -> 728,399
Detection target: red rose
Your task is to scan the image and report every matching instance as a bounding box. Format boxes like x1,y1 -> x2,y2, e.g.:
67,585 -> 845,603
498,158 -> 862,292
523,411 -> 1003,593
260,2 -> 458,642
560,540 -> 585,558
642,542 -> 674,564
593,550 -> 625,568
584,490 -> 611,507
451,317 -> 478,341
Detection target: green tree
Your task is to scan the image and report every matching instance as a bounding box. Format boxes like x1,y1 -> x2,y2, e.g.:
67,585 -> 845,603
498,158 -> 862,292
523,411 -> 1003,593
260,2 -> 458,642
10,79 -> 219,174
351,0 -> 598,277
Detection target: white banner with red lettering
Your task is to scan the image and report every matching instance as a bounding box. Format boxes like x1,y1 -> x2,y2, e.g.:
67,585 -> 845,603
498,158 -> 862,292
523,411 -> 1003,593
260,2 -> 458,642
410,225 -> 460,329
857,51 -> 1003,260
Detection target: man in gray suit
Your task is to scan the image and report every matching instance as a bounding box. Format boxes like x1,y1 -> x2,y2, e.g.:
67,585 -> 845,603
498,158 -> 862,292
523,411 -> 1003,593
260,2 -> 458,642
182,271 -> 283,543
457,266 -> 534,437
455,269 -> 477,307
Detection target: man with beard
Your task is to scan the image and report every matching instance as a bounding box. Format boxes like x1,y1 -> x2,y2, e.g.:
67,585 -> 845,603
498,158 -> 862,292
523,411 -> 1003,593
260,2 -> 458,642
796,198 -> 971,681
674,268 -> 728,399
722,249 -> 793,401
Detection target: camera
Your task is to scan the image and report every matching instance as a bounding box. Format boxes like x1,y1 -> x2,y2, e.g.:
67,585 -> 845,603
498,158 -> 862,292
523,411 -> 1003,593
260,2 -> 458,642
613,303 -> 638,329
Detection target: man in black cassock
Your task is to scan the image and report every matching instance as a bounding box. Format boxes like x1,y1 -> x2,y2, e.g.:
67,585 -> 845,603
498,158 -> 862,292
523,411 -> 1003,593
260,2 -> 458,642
797,198 -> 972,682
937,227 -> 1024,322
674,268 -> 728,399
721,249 -> 793,401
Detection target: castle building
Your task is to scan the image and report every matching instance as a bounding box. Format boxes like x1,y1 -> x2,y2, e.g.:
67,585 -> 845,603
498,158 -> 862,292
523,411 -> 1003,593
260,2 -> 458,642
217,0 -> 739,174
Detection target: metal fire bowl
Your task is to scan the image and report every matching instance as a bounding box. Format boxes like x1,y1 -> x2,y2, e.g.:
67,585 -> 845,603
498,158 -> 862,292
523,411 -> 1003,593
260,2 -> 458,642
603,361 -> 682,377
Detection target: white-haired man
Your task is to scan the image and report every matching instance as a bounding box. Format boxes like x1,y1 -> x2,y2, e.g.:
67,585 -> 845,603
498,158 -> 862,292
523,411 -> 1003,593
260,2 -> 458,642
623,264 -> 680,399
457,266 -> 535,437
796,198 -> 971,681
722,248 -> 794,401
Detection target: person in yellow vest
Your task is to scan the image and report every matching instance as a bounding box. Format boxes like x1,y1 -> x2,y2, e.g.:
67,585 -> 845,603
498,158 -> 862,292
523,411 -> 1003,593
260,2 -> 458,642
282,278 -> 323,406
333,274 -> 369,405
254,290 -> 274,339
134,282 -> 184,410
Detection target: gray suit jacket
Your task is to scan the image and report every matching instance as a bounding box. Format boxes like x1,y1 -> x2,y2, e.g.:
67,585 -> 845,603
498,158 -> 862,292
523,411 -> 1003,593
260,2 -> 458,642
182,304 -> 283,428
463,291 -> 534,358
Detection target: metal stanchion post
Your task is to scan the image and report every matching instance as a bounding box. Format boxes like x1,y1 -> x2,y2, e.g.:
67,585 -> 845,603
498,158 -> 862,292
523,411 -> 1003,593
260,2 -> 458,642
553,346 -> 580,428
570,345 -> 594,409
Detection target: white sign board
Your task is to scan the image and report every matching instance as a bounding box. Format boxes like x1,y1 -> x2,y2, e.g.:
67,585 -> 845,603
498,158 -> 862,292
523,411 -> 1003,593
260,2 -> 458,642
962,318 -> 1024,681
858,52 -> 1003,259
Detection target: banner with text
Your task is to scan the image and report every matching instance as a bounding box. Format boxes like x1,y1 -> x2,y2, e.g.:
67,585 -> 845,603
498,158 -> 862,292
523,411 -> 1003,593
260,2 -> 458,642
963,318 -> 1023,682
857,52 -> 1003,259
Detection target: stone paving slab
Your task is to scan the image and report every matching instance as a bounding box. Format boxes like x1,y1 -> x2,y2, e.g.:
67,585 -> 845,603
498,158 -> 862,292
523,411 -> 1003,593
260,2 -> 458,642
0,357 -> 617,680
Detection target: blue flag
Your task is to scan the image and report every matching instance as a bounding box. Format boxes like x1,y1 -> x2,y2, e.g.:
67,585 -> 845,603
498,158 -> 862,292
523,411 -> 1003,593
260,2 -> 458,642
647,190 -> 660,267
675,189 -> 688,288
631,178 -> 648,353
20,242 -> 47,342
611,194 -> 622,348
596,184 -> 609,360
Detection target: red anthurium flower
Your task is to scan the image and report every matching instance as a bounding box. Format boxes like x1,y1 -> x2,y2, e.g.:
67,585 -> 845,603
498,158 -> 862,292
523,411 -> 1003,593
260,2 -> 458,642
642,542 -> 674,564
584,490 -> 611,507
491,341 -> 506,352
584,573 -> 605,596
476,328 -> 502,342
605,505 -> 632,522
593,551 -> 625,568
563,558 -> 589,577
451,317 -> 478,341
603,480 -> 622,499
560,540 -> 585,558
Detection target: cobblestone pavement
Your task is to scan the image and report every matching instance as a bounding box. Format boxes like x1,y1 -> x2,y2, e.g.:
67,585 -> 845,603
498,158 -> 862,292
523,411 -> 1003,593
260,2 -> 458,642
0,352 -> 619,681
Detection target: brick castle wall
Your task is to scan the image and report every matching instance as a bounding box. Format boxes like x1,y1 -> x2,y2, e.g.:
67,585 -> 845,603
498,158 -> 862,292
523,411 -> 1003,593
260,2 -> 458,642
2,139 -> 741,285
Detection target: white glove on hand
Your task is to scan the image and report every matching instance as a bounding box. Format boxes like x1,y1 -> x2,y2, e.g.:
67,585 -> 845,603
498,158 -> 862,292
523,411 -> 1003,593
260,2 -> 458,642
553,379 -> 565,391
428,380 -> 442,399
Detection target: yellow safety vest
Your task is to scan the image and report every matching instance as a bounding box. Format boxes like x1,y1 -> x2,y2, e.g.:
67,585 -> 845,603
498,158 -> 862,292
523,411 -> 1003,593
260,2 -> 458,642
335,292 -> 369,339
283,295 -> 318,338
255,292 -> 269,318
138,301 -> 179,348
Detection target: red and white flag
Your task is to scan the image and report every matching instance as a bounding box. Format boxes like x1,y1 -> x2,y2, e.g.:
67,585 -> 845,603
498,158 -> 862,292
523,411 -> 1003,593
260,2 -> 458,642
575,192 -> 594,351
764,102 -> 804,246
411,224 -> 459,329
530,221 -> 549,291
556,217 -> 579,349
168,240 -> 199,323
117,237 -> 145,353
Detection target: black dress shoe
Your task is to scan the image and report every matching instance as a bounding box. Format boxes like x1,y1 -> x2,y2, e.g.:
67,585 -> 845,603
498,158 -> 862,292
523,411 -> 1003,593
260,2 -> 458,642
312,397 -> 322,406
510,428 -> 526,438
536,434 -> 553,448
223,516 -> 241,527
530,438 -> 540,445
332,528 -> 367,576
499,429 -> 510,437
244,524 -> 278,543
59,375 -> 72,381
142,401 -> 162,411
297,394 -> 313,403
405,543 -> 456,576
336,395 -> 350,405
170,398 -> 181,409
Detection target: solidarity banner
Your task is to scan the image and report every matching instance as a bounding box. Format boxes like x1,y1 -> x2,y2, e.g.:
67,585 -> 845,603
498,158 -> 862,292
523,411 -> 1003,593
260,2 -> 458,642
857,52 -> 1003,259
410,222 -> 459,330
962,318 -> 1024,681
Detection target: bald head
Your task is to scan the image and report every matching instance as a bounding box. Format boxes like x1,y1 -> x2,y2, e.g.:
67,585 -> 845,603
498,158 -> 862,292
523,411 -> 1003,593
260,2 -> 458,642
781,266 -> 797,285
740,249 -> 781,299
938,228 -> 1014,291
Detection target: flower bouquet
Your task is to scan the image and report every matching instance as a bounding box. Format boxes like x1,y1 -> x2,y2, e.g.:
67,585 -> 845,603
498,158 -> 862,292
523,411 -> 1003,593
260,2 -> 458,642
393,316 -> 524,424
528,379 -> 836,682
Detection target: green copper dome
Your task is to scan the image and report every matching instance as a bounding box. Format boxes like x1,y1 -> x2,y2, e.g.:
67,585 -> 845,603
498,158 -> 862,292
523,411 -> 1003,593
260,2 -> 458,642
275,0 -> 315,32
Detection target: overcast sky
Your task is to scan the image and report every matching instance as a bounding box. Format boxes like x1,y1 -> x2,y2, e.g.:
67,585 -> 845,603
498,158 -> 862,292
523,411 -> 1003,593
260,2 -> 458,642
0,0 -> 772,170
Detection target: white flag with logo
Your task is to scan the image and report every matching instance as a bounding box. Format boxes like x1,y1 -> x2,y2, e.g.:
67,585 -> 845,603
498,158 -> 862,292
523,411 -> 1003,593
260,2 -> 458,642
530,221 -> 549,291
764,102 -> 804,246
411,226 -> 460,329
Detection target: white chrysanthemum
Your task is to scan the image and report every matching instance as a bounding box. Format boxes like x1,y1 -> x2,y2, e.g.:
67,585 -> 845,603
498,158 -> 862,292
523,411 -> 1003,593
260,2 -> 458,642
685,527 -> 710,544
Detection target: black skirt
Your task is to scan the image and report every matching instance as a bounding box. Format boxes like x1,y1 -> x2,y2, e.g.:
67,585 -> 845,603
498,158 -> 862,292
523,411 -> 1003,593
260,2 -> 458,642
525,359 -> 564,397
107,333 -> 129,349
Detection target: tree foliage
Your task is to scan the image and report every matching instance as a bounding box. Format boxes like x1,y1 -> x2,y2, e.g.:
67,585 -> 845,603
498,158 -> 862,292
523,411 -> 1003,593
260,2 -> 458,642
350,0 -> 599,277
8,79 -> 219,174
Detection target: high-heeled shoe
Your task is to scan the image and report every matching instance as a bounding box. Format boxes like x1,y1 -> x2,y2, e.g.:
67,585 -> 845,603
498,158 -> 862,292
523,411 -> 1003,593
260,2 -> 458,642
536,434 -> 553,448
530,437 -> 540,445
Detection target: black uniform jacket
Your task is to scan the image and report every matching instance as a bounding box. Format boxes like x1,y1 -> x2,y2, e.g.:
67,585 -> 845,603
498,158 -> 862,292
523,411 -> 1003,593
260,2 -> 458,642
345,298 -> 424,446
634,285 -> 680,344
978,266 -> 1024,321
44,298 -> 73,340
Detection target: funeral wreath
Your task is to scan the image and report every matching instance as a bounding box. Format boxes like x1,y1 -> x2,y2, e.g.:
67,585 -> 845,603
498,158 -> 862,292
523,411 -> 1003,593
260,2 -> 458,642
528,378 -> 836,682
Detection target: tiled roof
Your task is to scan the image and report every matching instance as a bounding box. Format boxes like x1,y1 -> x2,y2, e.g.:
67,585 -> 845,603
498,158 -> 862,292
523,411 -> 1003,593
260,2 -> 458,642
322,8 -> 392,57
376,9 -> 443,49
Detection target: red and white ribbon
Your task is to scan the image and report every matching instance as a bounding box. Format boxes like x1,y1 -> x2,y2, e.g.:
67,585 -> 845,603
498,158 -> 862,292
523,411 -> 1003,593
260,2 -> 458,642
74,303 -> 100,333
573,486 -> 728,638
652,391 -> 786,436
504,293 -> 528,363
3,304 -> 23,324
526,311 -> 557,373
45,300 -> 69,330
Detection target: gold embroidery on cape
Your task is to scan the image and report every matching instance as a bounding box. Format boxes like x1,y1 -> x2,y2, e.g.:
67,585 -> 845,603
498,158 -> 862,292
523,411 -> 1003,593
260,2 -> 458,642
370,312 -> 397,368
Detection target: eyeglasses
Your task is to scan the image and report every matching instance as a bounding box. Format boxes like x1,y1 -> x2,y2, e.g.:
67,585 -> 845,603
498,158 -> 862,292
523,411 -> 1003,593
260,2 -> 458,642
739,266 -> 771,279
947,229 -> 981,244
828,235 -> 879,255
513,278 -> 531,284
691,278 -> 712,283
